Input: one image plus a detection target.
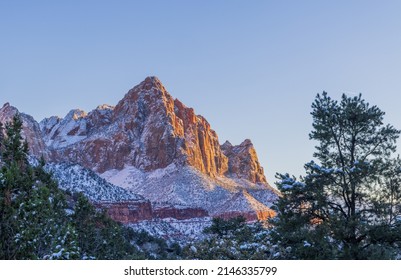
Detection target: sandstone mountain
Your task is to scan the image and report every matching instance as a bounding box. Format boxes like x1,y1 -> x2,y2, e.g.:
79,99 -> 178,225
0,77 -> 278,222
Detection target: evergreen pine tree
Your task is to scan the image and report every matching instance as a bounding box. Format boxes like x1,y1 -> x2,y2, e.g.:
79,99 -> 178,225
271,93 -> 401,259
72,193 -> 99,259
1,114 -> 28,168
15,161 -> 80,259
0,115 -> 28,259
0,114 -> 79,259
72,193 -> 142,259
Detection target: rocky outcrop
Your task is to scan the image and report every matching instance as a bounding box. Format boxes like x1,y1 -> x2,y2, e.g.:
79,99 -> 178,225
40,109 -> 87,149
0,103 -> 48,159
221,139 -> 267,183
87,105 -> 114,131
96,200 -> 153,223
96,201 -> 209,224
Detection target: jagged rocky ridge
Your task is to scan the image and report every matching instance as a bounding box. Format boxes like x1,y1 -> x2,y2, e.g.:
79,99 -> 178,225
0,103 -> 48,158
0,77 -> 278,225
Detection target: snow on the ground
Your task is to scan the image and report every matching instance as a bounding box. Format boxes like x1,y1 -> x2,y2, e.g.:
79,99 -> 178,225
101,164 -> 278,215
129,217 -> 212,244
46,162 -> 144,202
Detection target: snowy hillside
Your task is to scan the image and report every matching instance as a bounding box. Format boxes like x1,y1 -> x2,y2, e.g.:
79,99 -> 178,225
101,163 -> 278,215
46,162 -> 144,202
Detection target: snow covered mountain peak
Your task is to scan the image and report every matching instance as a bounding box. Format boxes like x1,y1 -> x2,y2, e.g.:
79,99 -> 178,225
95,104 -> 114,111
138,76 -> 166,92
1,102 -> 18,116
240,139 -> 253,146
2,102 -> 11,109
66,109 -> 87,120
1,77 -> 277,222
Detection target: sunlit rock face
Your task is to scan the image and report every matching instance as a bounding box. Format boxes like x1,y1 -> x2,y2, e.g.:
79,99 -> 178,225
39,77 -> 229,177
221,139 -> 267,184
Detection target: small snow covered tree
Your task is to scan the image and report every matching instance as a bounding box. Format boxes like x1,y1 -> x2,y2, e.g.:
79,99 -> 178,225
183,217 -> 273,260
271,92 -> 401,259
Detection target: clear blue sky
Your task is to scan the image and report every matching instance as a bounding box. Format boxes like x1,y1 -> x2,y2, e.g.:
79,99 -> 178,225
1,1 -> 401,184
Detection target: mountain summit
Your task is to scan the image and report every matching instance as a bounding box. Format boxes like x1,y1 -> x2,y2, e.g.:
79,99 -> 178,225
40,76 -> 267,183
1,77 -> 277,221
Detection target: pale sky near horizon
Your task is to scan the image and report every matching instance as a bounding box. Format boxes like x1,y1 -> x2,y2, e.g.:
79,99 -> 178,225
1,1 -> 401,184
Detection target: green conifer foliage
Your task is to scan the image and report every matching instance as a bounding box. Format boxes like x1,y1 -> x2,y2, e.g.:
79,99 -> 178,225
72,193 -> 143,259
271,93 -> 401,259
184,216 -> 273,260
0,115 -> 80,259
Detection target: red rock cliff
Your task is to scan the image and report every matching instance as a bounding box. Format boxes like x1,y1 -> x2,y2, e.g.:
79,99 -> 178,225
95,200 -> 153,223
221,139 -> 267,183
96,201 -> 209,224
